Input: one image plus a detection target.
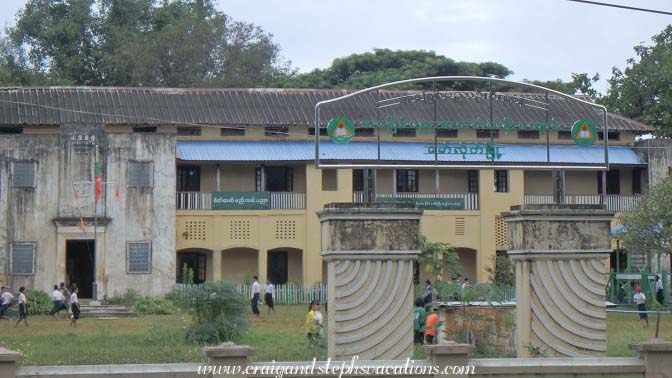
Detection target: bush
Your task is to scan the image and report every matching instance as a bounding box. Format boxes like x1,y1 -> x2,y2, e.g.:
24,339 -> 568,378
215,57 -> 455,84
27,290 -> 52,315
178,282 -> 249,344
105,289 -> 140,305
132,297 -> 177,315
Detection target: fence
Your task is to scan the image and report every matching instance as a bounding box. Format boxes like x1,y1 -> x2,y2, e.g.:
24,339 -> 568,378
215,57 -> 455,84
176,192 -> 306,210
524,194 -> 643,212
608,271 -> 669,305
173,283 -> 327,305
353,192 -> 479,210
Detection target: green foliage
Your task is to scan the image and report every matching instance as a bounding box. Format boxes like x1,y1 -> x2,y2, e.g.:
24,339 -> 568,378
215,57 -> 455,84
418,235 -> 461,282
522,73 -> 600,98
105,289 -> 140,305
26,290 -> 51,315
485,253 -> 515,287
132,297 -> 177,315
181,263 -> 194,285
615,175 -> 672,266
273,49 -> 511,90
0,0 -> 289,87
601,25 -> 672,137
179,282 -> 249,344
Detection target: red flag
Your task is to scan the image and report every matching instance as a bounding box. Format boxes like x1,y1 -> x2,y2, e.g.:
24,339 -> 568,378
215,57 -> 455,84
95,162 -> 102,203
79,217 -> 85,232
115,184 -> 120,199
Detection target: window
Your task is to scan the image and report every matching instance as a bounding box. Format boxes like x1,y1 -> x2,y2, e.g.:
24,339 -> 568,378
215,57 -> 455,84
356,128 -> 375,137
468,170 -> 479,193
518,130 -> 540,140
177,166 -> 201,192
477,129 -> 499,138
597,170 -> 620,195
221,127 -> 245,136
494,170 -> 508,192
0,127 -> 22,134
308,128 -> 328,136
322,169 -> 337,191
13,162 -> 35,188
132,126 -> 157,133
256,166 -> 293,192
353,169 -> 364,192
11,243 -> 35,275
598,131 -> 620,141
265,126 -> 288,137
397,169 -> 418,192
558,131 -> 572,140
394,129 -> 416,138
177,127 -> 201,136
632,167 -> 643,195
127,242 -> 151,273
436,129 -> 458,138
128,161 -> 152,188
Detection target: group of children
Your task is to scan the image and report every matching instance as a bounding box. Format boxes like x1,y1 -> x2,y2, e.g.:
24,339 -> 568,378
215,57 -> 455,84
0,282 -> 81,328
250,276 -> 276,317
413,297 -> 439,345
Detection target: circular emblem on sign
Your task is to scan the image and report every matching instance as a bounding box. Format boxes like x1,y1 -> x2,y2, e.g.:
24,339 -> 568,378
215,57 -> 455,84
327,116 -> 355,144
571,119 -> 598,146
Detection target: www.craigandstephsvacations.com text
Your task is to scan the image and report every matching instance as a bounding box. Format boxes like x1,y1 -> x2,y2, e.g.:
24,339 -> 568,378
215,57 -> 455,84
197,357 -> 475,377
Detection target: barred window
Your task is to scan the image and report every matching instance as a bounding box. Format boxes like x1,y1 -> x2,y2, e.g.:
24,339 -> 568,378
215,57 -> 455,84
265,126 -> 288,137
476,129 -> 499,138
467,170 -> 479,193
127,242 -> 151,273
558,131 -> 572,140
518,130 -> 540,139
495,170 -> 508,193
397,169 -> 418,192
177,127 -> 201,136
13,162 -> 36,188
393,129 -> 416,138
11,243 -> 35,275
128,161 -> 152,188
221,127 -> 245,136
436,129 -> 458,138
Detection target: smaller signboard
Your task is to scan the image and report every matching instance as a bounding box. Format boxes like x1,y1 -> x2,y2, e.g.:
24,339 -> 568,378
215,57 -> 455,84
212,192 -> 271,210
376,197 -> 465,210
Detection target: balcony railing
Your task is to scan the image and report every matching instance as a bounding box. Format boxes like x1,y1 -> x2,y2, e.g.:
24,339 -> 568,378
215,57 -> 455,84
524,194 -> 643,212
177,192 -> 305,210
353,192 -> 479,210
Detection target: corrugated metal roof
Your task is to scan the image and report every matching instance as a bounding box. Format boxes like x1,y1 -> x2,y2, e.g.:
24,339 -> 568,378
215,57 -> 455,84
0,87 -> 654,132
176,141 -> 646,165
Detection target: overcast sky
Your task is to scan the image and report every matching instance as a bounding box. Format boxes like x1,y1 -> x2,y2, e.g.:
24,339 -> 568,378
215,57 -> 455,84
1,0 -> 671,93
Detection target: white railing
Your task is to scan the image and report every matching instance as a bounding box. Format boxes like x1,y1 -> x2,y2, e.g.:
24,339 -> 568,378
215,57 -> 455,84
524,194 -> 643,212
176,192 -> 305,210
353,192 -> 479,210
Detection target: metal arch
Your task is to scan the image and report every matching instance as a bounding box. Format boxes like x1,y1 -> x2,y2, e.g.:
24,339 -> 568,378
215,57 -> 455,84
313,76 -> 610,171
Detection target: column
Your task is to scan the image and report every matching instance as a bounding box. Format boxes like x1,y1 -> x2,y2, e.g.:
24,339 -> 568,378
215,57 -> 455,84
318,203 -> 422,360
212,250 -> 222,282
0,348 -> 21,378
257,249 -> 267,281
502,204 -> 613,357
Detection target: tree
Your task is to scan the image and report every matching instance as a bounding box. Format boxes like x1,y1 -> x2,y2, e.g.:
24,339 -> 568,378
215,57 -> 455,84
522,73 -> 600,98
272,49 -> 512,90
601,25 -> 672,137
0,0 -> 289,87
485,253 -> 515,287
418,235 -> 462,282
615,175 -> 672,270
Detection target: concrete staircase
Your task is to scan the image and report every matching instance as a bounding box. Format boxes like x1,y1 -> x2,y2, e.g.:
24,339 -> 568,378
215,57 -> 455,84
78,304 -> 137,319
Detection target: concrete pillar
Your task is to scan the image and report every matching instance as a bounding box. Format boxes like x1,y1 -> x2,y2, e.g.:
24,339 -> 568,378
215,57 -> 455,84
318,203 -> 422,360
425,342 -> 474,377
203,342 -> 255,378
630,339 -> 672,378
0,348 -> 22,378
502,204 -> 613,357
257,249 -> 267,281
212,250 -> 222,282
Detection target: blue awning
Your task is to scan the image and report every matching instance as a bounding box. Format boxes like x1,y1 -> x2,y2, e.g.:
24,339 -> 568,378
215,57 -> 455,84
176,141 -> 646,165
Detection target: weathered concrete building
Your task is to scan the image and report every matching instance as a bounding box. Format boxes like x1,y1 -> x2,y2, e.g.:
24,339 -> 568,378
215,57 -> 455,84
0,87 -> 662,298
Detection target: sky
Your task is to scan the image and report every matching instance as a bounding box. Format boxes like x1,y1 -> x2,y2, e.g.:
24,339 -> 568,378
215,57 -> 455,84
1,0 -> 671,94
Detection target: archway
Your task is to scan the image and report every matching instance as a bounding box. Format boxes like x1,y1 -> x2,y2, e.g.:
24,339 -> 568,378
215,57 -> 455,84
176,248 -> 213,284
456,247 -> 478,283
267,247 -> 303,284
221,247 -> 258,284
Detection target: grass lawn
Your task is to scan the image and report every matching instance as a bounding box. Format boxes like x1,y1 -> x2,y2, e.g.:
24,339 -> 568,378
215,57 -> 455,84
0,306 -> 668,366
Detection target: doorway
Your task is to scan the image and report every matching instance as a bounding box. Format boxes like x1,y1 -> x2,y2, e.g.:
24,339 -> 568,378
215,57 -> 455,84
268,251 -> 288,284
177,252 -> 207,284
66,240 -> 95,298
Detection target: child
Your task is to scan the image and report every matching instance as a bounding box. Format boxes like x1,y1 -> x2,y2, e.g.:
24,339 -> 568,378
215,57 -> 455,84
250,276 -> 261,318
14,287 -> 28,328
305,300 -> 323,345
69,286 -> 80,328
0,286 -> 14,321
425,306 -> 439,345
413,297 -> 426,344
633,286 -> 648,328
49,284 -> 66,320
265,281 -> 276,315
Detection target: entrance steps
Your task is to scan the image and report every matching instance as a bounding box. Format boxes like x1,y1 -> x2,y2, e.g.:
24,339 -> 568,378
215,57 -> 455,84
79,304 -> 137,318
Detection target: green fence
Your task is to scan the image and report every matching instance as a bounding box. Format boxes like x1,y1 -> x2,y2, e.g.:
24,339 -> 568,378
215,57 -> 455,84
608,272 -> 669,305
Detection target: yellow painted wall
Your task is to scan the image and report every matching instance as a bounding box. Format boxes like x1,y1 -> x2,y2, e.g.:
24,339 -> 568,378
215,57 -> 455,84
565,171 -> 598,194
524,171 -> 552,194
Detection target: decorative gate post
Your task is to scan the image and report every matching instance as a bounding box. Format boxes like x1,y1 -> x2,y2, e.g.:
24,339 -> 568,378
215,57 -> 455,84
318,203 -> 422,360
502,204 -> 613,358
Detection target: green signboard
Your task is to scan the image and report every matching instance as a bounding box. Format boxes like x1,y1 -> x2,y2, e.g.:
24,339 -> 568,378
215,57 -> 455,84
376,197 -> 465,210
211,192 -> 270,210
327,116 -> 355,144
571,119 -> 598,146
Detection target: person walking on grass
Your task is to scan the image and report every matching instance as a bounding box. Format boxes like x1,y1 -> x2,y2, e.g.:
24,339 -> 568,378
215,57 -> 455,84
250,276 -> 261,318
70,286 -> 80,328
633,286 -> 648,328
0,286 -> 14,321
305,300 -> 323,345
14,287 -> 28,328
655,274 -> 664,305
60,282 -> 71,319
413,297 -> 426,345
265,281 -> 276,315
49,284 -> 66,320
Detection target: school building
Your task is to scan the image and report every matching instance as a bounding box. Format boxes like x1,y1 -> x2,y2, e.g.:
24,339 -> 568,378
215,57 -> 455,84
0,87 -> 661,297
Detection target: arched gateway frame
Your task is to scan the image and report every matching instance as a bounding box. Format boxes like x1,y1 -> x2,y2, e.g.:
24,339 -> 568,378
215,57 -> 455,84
313,76 -> 609,170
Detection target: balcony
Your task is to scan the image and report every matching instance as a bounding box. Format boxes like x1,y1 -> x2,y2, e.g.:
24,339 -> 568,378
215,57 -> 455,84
177,192 -> 306,210
524,194 -> 643,212
353,192 -> 479,210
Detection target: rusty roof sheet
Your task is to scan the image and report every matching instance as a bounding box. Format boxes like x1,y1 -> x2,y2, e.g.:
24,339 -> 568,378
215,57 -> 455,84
0,87 -> 654,132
